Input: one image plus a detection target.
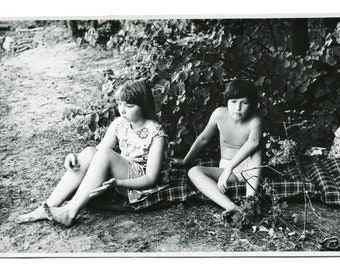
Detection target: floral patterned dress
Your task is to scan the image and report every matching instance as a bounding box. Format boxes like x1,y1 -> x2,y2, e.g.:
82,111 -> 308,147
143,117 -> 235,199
110,117 -> 171,203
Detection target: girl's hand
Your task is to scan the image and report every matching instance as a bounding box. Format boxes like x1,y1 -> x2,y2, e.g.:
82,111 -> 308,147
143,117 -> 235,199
89,178 -> 117,198
217,168 -> 232,193
64,153 -> 79,172
172,158 -> 186,167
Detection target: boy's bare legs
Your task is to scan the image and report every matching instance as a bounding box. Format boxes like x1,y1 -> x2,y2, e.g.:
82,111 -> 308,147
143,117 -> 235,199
244,149 -> 262,197
15,147 -> 97,223
188,166 -> 239,211
46,148 -> 129,227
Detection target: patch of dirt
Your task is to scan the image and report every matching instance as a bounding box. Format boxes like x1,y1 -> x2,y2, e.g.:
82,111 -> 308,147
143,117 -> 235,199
1,23 -> 340,254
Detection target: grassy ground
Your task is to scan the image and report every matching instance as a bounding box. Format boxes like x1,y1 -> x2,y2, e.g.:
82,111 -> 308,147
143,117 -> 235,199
0,22 -> 340,255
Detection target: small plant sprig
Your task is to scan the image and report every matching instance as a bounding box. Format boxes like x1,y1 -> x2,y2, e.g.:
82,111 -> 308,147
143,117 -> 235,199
221,193 -> 291,232
221,195 -> 261,230
220,165 -> 294,232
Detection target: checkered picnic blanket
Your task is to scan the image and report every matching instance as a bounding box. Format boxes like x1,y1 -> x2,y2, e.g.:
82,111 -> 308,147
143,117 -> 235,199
305,157 -> 340,205
265,157 -> 340,206
89,157 -> 340,211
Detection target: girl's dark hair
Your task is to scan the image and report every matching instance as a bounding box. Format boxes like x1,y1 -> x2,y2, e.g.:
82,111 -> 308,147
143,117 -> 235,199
223,79 -> 259,111
115,79 -> 156,119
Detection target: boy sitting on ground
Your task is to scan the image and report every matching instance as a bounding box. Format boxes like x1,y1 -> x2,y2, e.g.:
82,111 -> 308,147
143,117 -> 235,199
173,79 -> 263,213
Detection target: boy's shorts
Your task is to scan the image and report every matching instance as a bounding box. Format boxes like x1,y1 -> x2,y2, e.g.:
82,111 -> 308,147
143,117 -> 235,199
219,158 -> 250,181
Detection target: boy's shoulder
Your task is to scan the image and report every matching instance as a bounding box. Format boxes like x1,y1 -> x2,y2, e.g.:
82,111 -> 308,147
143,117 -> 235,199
249,110 -> 263,120
211,107 -> 234,124
248,112 -> 263,126
214,106 -> 227,113
211,107 -> 228,117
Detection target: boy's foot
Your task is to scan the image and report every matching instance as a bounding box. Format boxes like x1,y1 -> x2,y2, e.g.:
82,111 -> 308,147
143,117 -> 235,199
15,205 -> 50,224
222,205 -> 243,217
221,205 -> 244,224
43,203 -> 75,228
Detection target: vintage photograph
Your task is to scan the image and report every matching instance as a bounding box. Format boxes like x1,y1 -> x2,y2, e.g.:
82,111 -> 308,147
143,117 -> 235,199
0,16 -> 339,255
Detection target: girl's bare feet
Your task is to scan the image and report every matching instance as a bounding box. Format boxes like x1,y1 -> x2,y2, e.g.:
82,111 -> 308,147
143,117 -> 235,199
43,203 -> 75,228
15,204 -> 50,224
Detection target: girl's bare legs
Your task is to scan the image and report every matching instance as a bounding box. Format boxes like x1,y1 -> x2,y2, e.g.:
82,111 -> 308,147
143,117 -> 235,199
46,148 -> 129,227
188,166 -> 238,211
15,147 -> 98,223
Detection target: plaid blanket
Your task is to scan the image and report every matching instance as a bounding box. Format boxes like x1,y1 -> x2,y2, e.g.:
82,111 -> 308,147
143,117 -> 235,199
306,157 -> 340,205
89,157 -> 340,211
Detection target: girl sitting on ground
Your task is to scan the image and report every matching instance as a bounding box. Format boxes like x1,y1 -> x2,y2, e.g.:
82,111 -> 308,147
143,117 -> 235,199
15,79 -> 169,227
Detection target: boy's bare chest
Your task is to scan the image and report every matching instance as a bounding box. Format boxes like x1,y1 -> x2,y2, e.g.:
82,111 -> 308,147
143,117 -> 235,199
217,120 -> 250,146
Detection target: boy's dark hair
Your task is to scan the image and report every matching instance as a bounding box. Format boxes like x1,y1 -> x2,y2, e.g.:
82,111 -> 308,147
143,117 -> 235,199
115,79 -> 156,119
223,79 -> 259,111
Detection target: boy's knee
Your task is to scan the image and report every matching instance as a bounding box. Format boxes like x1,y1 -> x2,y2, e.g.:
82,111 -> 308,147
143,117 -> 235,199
188,166 -> 203,181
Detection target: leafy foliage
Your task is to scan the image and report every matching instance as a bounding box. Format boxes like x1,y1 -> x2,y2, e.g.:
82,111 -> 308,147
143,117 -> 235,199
221,196 -> 261,230
220,195 -> 290,232
66,18 -> 340,161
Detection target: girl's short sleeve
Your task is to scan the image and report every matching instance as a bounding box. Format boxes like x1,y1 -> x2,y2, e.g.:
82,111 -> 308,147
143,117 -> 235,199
151,123 -> 168,142
108,117 -> 122,136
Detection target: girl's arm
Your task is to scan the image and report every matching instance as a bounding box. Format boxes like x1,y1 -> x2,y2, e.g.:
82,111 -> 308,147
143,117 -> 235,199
114,136 -> 167,189
180,109 -> 219,165
96,122 -> 118,150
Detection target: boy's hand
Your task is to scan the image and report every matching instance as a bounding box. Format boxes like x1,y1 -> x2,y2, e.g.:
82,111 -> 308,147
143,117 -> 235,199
64,153 -> 79,172
171,158 -> 186,167
89,178 -> 117,198
217,168 -> 232,193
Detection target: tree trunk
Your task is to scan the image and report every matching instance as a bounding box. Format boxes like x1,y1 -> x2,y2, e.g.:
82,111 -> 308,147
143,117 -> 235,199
90,20 -> 98,29
323,18 -> 339,34
290,18 -> 310,56
67,20 -> 80,41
